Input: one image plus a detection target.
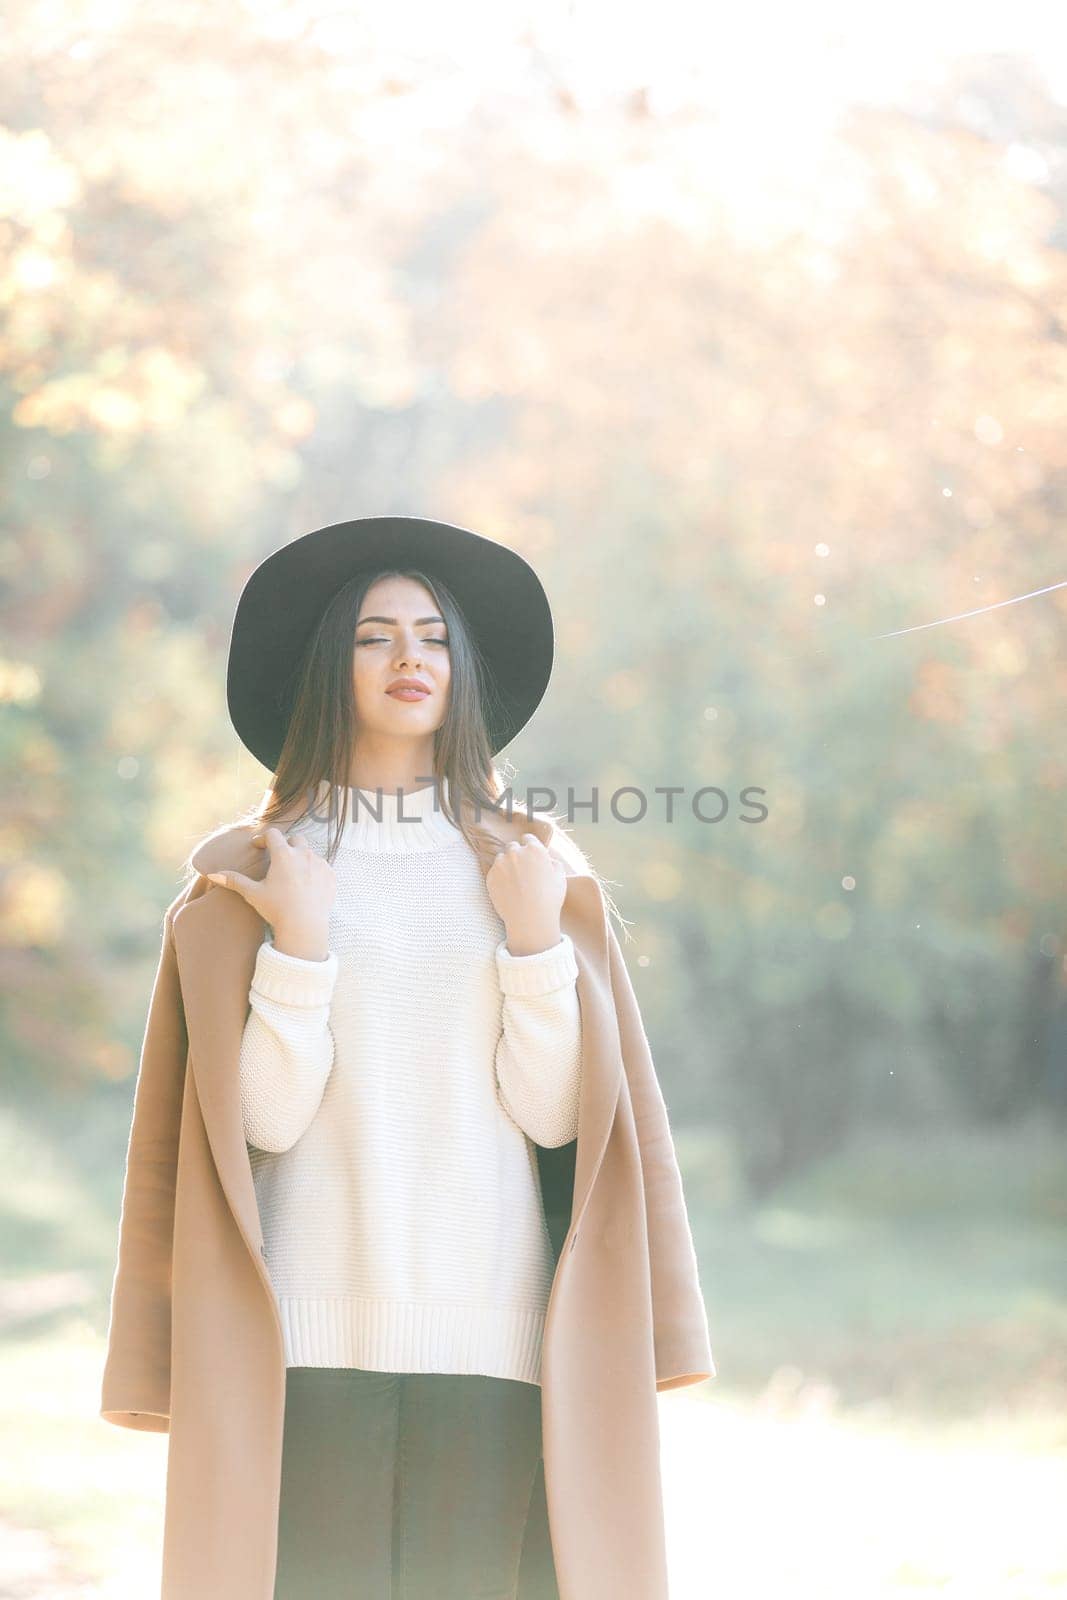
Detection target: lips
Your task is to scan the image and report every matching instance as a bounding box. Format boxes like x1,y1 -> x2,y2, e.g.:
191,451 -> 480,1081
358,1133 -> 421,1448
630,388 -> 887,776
387,686 -> 430,700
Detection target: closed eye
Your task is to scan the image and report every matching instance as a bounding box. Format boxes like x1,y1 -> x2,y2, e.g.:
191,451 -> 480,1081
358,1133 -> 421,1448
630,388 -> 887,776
357,637 -> 449,646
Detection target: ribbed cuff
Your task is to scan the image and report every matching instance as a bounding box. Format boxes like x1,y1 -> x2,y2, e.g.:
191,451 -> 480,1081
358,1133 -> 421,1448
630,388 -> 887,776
495,933 -> 579,997
251,939 -> 339,1006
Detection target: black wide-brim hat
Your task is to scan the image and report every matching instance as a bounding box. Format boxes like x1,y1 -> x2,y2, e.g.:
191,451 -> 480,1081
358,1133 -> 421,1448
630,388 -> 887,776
226,515 -> 555,771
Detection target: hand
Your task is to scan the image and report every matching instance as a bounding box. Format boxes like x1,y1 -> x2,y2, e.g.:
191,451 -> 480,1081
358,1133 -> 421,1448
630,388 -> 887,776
205,828 -> 337,958
485,833 -> 567,956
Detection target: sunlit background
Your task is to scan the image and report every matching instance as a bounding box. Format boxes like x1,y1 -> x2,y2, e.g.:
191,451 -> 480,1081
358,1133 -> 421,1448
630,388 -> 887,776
2,0 -> 1067,1594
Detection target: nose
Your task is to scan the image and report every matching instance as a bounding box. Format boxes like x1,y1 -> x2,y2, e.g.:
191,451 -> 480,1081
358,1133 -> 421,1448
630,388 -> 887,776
394,636 -> 424,671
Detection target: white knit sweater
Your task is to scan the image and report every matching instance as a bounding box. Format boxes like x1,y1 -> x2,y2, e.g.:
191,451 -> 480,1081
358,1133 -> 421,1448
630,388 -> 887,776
239,778 -> 583,1387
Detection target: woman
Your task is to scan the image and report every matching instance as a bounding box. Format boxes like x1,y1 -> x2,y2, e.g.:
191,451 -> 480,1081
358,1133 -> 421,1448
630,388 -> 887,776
101,515 -> 715,1600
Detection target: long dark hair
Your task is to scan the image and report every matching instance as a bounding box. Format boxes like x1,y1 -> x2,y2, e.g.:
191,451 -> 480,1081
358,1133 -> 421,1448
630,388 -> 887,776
198,564 -> 626,930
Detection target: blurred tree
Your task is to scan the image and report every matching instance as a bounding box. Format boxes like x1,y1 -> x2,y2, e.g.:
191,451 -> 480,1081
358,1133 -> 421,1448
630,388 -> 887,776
0,14 -> 1063,1204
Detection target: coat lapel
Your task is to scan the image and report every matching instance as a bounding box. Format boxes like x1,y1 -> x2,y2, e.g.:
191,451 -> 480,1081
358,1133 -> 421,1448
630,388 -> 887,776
174,802 -> 624,1335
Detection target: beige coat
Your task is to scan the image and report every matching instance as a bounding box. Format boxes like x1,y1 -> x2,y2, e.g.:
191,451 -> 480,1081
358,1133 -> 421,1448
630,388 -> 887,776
100,800 -> 715,1599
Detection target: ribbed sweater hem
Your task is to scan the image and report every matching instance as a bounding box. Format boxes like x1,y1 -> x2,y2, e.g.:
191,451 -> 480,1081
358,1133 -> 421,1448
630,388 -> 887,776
275,1295 -> 546,1387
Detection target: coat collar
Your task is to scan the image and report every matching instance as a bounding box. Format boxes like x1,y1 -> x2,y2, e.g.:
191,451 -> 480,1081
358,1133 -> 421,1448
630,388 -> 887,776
172,795 -> 623,1313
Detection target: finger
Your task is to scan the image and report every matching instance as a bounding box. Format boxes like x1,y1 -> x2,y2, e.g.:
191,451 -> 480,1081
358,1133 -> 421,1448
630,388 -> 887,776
205,870 -> 253,894
250,826 -> 289,856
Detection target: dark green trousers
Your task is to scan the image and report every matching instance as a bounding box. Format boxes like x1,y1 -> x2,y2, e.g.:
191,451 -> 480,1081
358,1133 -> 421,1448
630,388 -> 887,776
273,1366 -> 554,1600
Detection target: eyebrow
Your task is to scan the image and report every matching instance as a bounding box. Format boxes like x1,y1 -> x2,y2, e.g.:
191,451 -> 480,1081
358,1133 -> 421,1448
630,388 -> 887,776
356,615 -> 447,627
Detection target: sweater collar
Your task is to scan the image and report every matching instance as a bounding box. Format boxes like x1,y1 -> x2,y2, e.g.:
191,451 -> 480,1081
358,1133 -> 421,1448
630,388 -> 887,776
300,776 -> 462,853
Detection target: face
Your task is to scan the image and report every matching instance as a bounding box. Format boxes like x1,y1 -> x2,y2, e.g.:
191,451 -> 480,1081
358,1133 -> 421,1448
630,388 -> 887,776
352,575 -> 452,745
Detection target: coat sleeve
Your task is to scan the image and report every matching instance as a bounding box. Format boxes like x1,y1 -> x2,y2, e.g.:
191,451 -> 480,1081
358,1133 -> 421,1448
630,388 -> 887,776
606,922 -> 717,1392
99,895 -> 189,1433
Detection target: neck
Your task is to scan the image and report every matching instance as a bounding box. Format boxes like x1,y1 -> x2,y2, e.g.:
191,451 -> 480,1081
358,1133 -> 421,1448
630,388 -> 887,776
344,744 -> 439,797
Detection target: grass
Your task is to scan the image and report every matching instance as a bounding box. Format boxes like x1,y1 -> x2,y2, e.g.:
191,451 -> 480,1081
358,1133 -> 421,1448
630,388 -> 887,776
676,1114 -> 1067,1422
